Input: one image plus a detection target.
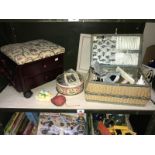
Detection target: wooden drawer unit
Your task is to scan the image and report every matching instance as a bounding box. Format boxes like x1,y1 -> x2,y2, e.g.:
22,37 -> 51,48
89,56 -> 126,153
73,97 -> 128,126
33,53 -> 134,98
0,52 -> 64,98
21,54 -> 64,78
44,67 -> 63,82
23,74 -> 45,90
21,61 -> 43,77
23,67 -> 63,91
0,39 -> 65,98
42,54 -> 63,72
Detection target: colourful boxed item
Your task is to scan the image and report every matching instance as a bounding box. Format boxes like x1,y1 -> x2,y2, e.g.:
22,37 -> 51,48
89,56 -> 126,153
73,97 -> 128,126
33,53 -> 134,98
37,112 -> 87,135
91,113 -> 136,135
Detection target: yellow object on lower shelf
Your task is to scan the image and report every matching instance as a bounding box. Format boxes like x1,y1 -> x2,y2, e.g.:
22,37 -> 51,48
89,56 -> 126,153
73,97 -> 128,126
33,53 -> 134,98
108,125 -> 136,135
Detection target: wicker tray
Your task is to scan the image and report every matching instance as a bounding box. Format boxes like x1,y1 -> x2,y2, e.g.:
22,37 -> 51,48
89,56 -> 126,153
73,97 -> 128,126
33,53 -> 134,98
85,68 -> 150,106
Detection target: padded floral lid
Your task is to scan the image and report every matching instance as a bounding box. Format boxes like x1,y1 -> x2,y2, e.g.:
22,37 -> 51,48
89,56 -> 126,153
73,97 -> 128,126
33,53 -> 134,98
0,39 -> 65,65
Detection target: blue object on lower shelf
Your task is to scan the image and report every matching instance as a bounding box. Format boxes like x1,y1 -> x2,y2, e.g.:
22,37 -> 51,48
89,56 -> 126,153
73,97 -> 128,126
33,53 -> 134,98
25,112 -> 39,125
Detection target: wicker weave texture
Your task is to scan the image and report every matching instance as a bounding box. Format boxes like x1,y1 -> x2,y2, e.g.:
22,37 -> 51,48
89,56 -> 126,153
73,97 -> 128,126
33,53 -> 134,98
85,94 -> 148,106
86,82 -> 150,98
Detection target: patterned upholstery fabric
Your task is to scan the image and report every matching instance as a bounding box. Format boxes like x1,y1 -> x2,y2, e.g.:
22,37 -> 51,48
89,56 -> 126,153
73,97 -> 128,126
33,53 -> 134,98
91,35 -> 139,67
0,39 -> 65,65
92,36 -> 116,66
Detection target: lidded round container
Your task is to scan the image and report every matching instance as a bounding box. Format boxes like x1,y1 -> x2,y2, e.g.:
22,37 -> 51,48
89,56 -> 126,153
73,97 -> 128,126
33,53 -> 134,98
56,69 -> 84,95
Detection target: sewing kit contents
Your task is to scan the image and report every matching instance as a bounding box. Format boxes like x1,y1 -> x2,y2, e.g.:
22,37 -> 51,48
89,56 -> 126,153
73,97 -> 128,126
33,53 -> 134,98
92,64 -> 146,85
91,113 -> 136,135
56,69 -> 84,95
85,34 -> 151,106
37,112 -> 87,135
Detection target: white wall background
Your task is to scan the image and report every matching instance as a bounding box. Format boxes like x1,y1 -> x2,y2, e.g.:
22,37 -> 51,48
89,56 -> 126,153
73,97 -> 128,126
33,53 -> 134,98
143,22 -> 155,58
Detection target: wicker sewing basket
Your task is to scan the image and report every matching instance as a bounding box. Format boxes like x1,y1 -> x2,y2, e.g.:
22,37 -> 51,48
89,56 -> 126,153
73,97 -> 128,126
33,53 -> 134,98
85,34 -> 151,106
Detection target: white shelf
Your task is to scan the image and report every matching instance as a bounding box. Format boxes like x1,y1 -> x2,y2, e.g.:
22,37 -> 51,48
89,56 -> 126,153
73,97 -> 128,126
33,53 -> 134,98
0,80 -> 155,112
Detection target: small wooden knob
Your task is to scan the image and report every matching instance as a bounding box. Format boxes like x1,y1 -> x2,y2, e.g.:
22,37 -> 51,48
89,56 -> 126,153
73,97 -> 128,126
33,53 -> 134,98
43,64 -> 47,68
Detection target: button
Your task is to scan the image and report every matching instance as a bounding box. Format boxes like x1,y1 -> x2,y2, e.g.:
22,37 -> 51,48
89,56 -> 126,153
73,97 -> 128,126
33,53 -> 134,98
43,64 -> 47,68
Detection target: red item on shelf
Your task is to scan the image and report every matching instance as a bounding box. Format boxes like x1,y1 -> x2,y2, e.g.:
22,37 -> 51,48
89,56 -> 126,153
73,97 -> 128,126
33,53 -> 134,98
97,121 -> 111,135
51,95 -> 66,106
